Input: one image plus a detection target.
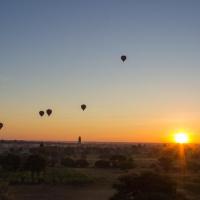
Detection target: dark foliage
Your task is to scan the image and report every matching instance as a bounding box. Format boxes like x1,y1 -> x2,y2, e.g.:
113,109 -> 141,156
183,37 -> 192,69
61,157 -> 75,167
75,159 -> 89,168
110,171 -> 176,200
0,153 -> 21,171
95,160 -> 111,168
110,155 -> 127,168
118,158 -> 136,170
24,154 -> 46,174
187,160 -> 200,172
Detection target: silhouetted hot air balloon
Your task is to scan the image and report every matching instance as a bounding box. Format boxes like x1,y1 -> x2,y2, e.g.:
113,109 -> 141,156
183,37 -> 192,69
39,111 -> 45,117
121,55 -> 127,62
81,104 -> 86,111
0,123 -> 3,130
46,109 -> 52,116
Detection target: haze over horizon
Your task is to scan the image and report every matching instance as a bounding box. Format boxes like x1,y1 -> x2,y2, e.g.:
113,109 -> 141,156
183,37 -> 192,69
1,0 -> 200,143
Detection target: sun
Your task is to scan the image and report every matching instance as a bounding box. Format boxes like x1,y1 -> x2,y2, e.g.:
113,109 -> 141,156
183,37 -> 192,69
174,132 -> 189,144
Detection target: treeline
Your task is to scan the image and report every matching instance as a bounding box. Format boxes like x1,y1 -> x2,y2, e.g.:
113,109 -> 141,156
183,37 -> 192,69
0,152 -> 135,172
61,155 -> 135,170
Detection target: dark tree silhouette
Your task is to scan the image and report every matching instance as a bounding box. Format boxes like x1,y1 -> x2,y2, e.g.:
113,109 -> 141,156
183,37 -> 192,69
0,153 -> 21,171
95,160 -> 111,168
110,171 -> 177,200
24,154 -> 46,182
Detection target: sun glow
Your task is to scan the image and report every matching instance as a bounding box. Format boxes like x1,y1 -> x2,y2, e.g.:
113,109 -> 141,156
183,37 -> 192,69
174,132 -> 189,144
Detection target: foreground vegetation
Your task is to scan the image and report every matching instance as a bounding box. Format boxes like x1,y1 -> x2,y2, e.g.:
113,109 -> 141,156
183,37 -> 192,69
0,142 -> 200,199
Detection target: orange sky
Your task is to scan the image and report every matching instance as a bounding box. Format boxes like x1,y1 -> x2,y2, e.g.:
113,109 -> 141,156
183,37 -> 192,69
1,107 -> 199,143
1,1 -> 200,143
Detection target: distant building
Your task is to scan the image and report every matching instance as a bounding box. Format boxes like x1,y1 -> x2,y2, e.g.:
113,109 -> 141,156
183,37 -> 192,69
78,136 -> 81,144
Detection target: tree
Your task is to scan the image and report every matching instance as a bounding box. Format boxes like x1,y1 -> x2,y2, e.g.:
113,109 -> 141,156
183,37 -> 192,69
24,154 -> 46,182
0,153 -> 21,171
110,171 -> 177,200
95,160 -> 111,168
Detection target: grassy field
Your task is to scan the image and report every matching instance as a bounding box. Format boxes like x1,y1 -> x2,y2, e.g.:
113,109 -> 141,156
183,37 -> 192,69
9,168 -> 120,200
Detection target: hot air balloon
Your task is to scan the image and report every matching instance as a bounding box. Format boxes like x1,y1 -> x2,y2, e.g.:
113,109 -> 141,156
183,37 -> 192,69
81,104 -> 86,111
39,111 -> 45,117
121,55 -> 127,62
0,123 -> 3,130
46,109 -> 52,116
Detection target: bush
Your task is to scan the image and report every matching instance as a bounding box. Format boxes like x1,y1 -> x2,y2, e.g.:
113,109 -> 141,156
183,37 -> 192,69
61,157 -> 75,167
75,159 -> 89,168
187,160 -> 200,172
118,158 -> 136,170
110,155 -> 127,168
158,156 -> 174,172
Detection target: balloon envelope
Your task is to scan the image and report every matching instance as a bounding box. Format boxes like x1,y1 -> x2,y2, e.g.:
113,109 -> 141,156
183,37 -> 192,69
0,123 -> 3,130
39,111 -> 45,117
81,104 -> 86,111
46,109 -> 52,116
121,55 -> 126,62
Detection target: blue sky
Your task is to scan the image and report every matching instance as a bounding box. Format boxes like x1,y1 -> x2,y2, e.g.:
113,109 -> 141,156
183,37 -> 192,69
0,0 -> 200,142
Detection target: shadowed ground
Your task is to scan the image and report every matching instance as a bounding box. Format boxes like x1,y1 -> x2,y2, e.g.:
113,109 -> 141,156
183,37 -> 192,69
11,185 -> 114,200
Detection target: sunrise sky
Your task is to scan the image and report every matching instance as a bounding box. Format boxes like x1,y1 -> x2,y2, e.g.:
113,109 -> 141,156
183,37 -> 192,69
1,0 -> 200,142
